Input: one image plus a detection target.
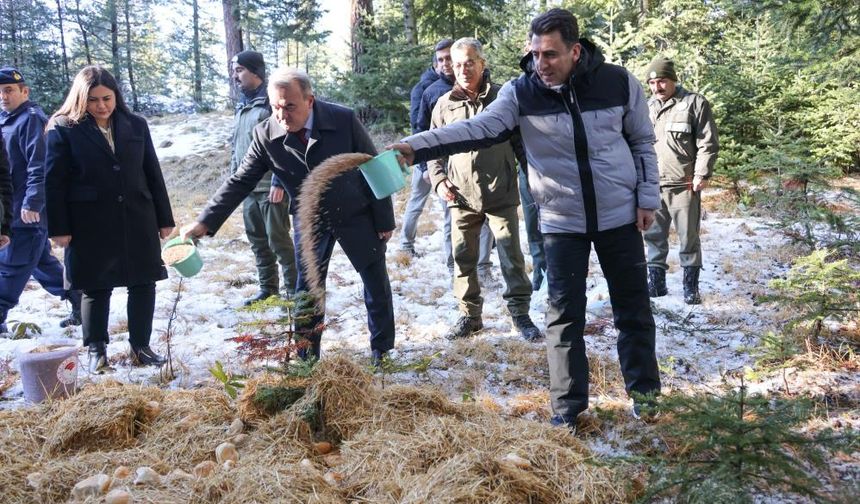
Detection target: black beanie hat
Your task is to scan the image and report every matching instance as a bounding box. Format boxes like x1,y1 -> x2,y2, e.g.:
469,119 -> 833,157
231,51 -> 266,81
645,56 -> 677,82
0,67 -> 25,85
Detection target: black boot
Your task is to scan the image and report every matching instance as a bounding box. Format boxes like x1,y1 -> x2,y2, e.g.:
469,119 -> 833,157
88,342 -> 113,374
0,309 -> 7,336
445,316 -> 483,340
683,267 -> 702,305
513,314 -> 543,341
648,267 -> 668,297
60,292 -> 82,328
130,345 -> 167,367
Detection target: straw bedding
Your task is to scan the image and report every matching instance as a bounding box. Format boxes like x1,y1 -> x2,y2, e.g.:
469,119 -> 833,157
0,355 -> 627,503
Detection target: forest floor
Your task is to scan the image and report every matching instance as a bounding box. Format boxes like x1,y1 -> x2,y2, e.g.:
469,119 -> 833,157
0,112 -> 857,503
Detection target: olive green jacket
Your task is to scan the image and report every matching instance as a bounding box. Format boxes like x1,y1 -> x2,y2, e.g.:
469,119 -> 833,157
231,89 -> 274,193
427,80 -> 521,213
648,86 -> 719,187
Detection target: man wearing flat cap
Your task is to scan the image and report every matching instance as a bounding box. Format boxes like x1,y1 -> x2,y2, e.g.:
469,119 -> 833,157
643,56 -> 719,305
229,50 -> 297,305
0,67 -> 82,333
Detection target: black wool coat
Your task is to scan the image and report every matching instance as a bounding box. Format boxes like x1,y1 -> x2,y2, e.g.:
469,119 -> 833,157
45,110 -> 175,290
199,99 -> 395,271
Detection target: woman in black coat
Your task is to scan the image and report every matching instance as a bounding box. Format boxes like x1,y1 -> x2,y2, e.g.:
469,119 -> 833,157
45,66 -> 175,373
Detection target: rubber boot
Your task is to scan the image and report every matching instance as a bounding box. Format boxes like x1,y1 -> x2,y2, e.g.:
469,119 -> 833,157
648,267 -> 668,297
683,267 -> 702,305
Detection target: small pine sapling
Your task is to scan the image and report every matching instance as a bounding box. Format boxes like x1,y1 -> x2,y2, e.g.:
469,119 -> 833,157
159,277 -> 184,382
761,249 -> 860,341
638,379 -> 857,503
230,292 -> 318,371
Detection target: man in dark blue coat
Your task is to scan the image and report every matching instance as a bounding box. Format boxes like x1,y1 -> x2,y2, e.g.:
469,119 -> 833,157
182,68 -> 396,363
0,132 -> 12,247
0,67 -> 81,334
399,39 -> 448,258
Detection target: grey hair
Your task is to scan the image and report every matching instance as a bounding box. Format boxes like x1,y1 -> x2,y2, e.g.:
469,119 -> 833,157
451,37 -> 486,62
267,67 -> 314,97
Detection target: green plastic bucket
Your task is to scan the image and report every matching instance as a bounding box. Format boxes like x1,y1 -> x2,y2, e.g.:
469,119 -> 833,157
359,150 -> 411,199
161,237 -> 203,278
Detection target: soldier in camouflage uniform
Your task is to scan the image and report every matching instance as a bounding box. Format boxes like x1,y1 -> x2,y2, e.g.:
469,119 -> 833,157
643,57 -> 719,305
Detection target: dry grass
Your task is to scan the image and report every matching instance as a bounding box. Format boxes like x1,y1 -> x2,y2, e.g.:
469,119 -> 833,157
0,352 -> 630,504
509,389 -> 551,420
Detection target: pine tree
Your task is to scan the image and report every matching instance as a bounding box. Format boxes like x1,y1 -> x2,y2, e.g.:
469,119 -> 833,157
639,383 -> 857,503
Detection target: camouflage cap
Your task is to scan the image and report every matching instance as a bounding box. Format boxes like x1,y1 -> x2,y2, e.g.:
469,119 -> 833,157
645,57 -> 677,82
0,67 -> 25,85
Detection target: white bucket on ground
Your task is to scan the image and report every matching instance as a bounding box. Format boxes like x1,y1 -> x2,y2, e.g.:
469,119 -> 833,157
18,345 -> 79,403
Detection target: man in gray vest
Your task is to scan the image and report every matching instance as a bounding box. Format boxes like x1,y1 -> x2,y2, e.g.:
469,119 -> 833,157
643,57 -> 719,305
230,51 -> 297,305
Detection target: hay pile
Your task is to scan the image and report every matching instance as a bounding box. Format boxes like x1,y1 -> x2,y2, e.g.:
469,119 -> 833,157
0,356 -> 628,503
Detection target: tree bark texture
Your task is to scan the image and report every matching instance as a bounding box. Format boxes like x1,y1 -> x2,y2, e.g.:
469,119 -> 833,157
74,0 -> 92,64
108,0 -> 121,82
350,0 -> 373,74
221,0 -> 243,104
55,0 -> 70,83
192,0 -> 203,107
123,0 -> 138,110
402,0 -> 416,45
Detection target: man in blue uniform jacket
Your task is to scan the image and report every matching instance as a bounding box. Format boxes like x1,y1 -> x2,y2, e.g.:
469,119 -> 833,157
182,68 -> 396,364
0,67 -> 81,334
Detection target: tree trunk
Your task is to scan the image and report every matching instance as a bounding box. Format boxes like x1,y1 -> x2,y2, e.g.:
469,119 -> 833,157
402,0 -> 416,45
221,0 -> 243,104
55,0 -> 70,83
108,0 -> 121,82
123,0 -> 138,110
350,0 -> 375,123
350,0 -> 373,75
192,0 -> 203,107
74,0 -> 92,64
7,0 -> 21,66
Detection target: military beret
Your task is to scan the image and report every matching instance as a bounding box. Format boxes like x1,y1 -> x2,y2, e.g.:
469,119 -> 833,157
0,67 -> 25,85
645,57 -> 677,82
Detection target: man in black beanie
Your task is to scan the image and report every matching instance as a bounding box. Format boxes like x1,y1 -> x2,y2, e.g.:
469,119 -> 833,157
643,56 -> 719,305
229,51 -> 297,305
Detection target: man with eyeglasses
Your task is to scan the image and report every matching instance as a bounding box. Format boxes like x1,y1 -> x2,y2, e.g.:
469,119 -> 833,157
426,37 -> 540,342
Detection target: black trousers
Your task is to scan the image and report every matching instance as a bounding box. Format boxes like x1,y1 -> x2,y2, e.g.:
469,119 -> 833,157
544,223 -> 661,417
82,283 -> 156,348
293,217 -> 395,359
